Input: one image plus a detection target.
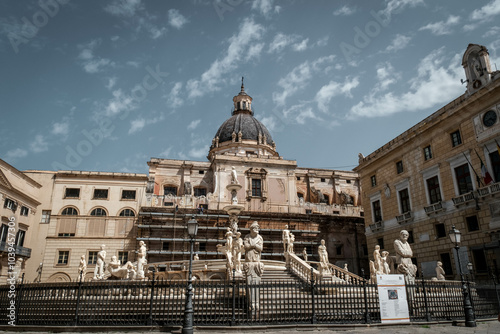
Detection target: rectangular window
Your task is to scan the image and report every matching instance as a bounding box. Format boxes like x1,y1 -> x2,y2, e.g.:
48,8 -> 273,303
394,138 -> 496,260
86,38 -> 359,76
305,209 -> 312,214
407,230 -> 414,244
164,186 -> 177,196
426,176 -> 442,204
198,170 -> 204,174
88,251 -> 98,265
198,242 -> 207,252
251,178 -> 262,197
41,210 -> 51,223
321,178 -> 326,182
20,206 -> 29,216
472,249 -> 488,273
1,224 -> 9,243
377,238 -> 384,250
370,175 -> 377,187
296,176 -> 301,180
194,188 -> 207,197
64,188 -> 80,198
396,161 -> 404,174
58,251 -> 69,265
93,189 -> 108,199
336,245 -> 343,255
118,251 -> 128,264
450,130 -> 462,147
423,145 -> 433,161
435,223 -> 446,238
466,215 -> 480,232
162,242 -> 170,251
15,230 -> 25,247
121,190 -> 136,200
440,253 -> 453,276
58,218 -> 77,237
490,150 -> 500,183
372,200 -> 382,222
455,163 -> 473,195
399,188 -> 411,213
3,198 -> 16,211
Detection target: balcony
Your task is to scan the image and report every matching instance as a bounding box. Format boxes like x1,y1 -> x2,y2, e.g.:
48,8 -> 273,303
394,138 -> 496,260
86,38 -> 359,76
369,221 -> 384,232
452,191 -> 475,206
396,211 -> 413,224
478,182 -> 500,197
0,242 -> 32,258
424,201 -> 444,215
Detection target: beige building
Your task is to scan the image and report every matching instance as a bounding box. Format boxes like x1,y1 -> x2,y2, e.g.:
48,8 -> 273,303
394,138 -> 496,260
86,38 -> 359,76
355,44 -> 500,281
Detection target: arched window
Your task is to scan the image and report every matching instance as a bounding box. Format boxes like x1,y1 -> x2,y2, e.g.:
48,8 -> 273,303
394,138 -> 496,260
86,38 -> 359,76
119,209 -> 135,217
61,207 -> 78,215
90,208 -> 107,216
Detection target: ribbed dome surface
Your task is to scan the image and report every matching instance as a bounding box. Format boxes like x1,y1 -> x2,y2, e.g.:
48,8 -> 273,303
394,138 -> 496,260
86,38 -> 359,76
214,112 -> 274,146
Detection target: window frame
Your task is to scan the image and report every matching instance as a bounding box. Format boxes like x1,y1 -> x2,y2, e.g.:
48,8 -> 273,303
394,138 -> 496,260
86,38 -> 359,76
64,188 -> 80,199
421,164 -> 442,205
194,187 -> 207,197
450,130 -> 462,147
90,207 -> 107,216
163,186 -> 177,197
20,206 -> 29,216
423,145 -> 433,161
121,189 -> 136,200
88,251 -> 98,265
251,178 -> 262,197
61,206 -> 78,215
57,250 -> 70,266
41,210 -> 51,223
92,188 -> 109,200
396,160 -> 404,174
370,175 -> 377,187
119,208 -> 135,217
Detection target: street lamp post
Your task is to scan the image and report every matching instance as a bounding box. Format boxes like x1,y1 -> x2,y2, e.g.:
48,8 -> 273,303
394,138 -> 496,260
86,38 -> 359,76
449,225 -> 476,327
182,216 -> 199,334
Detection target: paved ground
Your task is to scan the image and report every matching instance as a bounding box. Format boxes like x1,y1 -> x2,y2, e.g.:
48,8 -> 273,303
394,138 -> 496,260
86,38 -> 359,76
1,320 -> 499,333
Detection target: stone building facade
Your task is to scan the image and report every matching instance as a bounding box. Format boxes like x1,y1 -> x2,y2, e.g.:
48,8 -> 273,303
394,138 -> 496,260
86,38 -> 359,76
354,44 -> 500,281
0,82 -> 367,282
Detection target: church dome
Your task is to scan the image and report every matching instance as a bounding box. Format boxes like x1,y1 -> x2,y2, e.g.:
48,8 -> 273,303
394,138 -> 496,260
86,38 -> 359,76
209,80 -> 278,158
214,112 -> 274,146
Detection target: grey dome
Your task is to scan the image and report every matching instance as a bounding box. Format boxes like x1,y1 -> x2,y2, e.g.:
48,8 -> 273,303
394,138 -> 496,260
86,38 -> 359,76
214,112 -> 274,146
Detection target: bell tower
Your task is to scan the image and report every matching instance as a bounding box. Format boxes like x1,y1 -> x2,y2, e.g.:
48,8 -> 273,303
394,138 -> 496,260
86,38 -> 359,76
232,77 -> 253,115
462,44 -> 492,94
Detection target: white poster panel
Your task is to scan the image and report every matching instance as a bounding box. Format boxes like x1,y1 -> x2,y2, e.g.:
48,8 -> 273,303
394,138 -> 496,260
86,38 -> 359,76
377,274 -> 410,323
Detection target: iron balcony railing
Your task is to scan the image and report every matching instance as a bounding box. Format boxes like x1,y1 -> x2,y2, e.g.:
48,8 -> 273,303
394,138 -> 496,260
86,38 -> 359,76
0,242 -> 31,258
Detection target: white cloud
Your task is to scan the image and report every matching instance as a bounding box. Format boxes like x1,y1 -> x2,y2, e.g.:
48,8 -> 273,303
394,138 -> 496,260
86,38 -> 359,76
252,0 -> 277,17
315,36 -> 329,47
268,33 -> 296,53
186,18 -> 264,99
333,5 -> 356,16
189,145 -> 209,159
187,119 -> 201,130
104,89 -> 136,117
380,0 -> 424,17
483,26 -> 500,38
150,26 -> 167,39
52,121 -> 69,136
78,39 -> 114,73
6,148 -> 28,160
375,62 -> 400,91
167,82 -> 184,108
30,135 -> 48,153
315,77 -> 359,113
106,77 -> 117,90
348,48 -> 463,119
168,9 -> 188,29
385,34 -> 411,52
259,116 -> 277,132
419,15 -> 460,36
273,55 -> 336,107
292,38 -> 309,52
104,0 -> 143,17
245,42 -> 265,61
128,118 -> 146,134
471,0 -> 500,21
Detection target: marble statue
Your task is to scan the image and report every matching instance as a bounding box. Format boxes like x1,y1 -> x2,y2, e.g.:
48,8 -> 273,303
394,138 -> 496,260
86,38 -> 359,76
35,263 -> 43,283
233,231 -> 243,274
436,261 -> 446,280
302,247 -> 308,262
318,239 -> 331,275
344,263 -> 350,282
231,131 -> 236,142
137,241 -> 147,279
108,256 -> 136,280
231,166 -> 239,184
244,221 -> 264,312
93,245 -> 106,280
373,245 -> 382,274
381,251 -> 391,275
194,253 -> 199,261
238,131 -> 242,142
394,230 -> 417,283
287,233 -> 295,253
282,225 -> 290,253
225,228 -> 233,252
78,255 -> 87,279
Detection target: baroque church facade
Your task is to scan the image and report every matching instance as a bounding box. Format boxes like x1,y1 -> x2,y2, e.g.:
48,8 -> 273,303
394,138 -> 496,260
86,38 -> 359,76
1,82 -> 366,283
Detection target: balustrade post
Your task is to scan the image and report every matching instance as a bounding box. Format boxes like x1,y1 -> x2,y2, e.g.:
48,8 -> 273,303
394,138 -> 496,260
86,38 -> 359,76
231,268 -> 236,326
420,267 -> 431,322
310,267 -> 317,324
148,267 -> 156,326
74,271 -> 83,326
361,268 -> 371,324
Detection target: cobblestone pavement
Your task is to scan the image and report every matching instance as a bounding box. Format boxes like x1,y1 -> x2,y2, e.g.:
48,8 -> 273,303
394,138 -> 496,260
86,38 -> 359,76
1,320 -> 499,333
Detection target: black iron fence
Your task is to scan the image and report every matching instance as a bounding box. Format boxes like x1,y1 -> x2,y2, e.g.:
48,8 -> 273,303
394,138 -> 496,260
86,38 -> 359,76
0,276 -> 498,327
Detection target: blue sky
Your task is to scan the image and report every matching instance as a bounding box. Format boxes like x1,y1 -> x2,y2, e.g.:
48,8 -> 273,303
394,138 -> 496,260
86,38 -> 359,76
1,0 -> 500,174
